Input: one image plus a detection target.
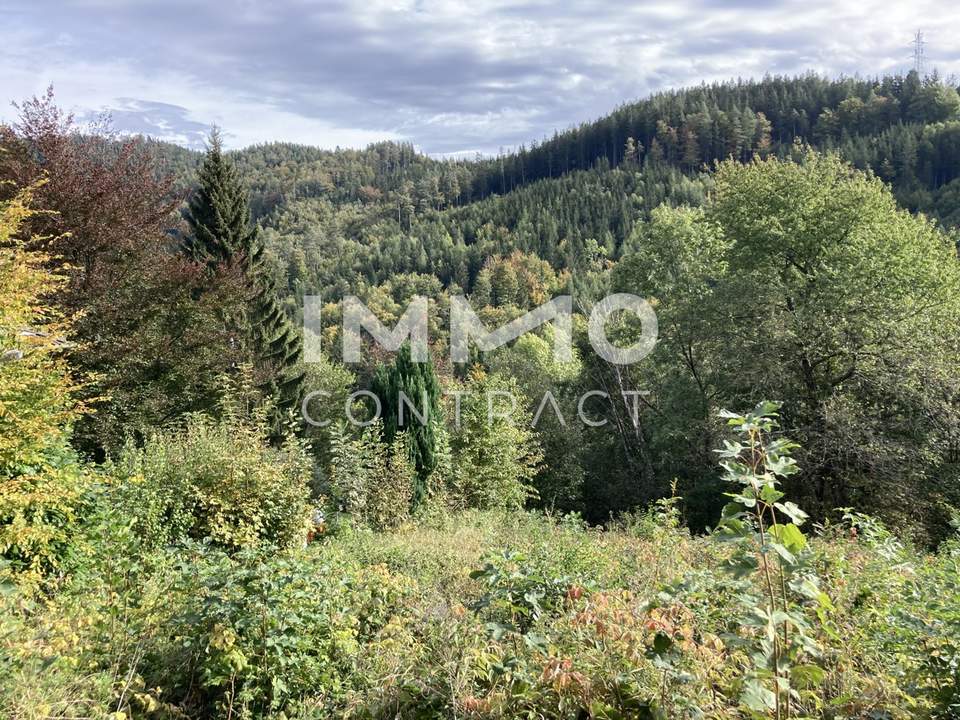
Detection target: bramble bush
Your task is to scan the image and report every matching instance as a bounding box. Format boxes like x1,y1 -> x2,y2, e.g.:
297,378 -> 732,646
327,420 -> 416,530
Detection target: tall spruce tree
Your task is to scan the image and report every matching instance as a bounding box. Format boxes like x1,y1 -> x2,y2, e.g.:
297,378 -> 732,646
371,344 -> 441,509
183,129 -> 303,422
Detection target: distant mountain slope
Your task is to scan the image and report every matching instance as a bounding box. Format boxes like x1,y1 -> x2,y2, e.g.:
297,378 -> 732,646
464,72 -> 960,224
151,72 -> 960,230
146,72 -> 960,301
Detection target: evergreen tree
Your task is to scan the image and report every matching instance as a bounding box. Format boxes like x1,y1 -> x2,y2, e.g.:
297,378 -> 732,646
182,129 -> 260,270
371,344 -> 442,509
183,129 -> 304,423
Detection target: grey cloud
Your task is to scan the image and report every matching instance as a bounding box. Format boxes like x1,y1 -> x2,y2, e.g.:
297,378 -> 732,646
4,0 -> 958,155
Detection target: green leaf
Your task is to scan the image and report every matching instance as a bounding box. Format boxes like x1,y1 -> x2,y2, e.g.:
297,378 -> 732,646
651,632 -> 674,656
774,501 -> 809,525
741,678 -> 777,711
776,522 -> 806,553
769,541 -> 796,565
791,663 -> 825,689
759,484 -> 784,503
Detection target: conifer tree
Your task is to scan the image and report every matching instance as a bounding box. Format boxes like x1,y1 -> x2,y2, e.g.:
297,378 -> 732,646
371,344 -> 441,509
182,130 -> 259,269
183,129 -> 303,422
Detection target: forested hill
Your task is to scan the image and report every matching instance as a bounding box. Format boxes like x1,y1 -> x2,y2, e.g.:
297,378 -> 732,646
144,72 -> 960,306
155,72 -> 960,246
465,72 -> 960,219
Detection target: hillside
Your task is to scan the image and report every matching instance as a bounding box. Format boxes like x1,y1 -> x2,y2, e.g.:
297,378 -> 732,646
147,72 -> 960,305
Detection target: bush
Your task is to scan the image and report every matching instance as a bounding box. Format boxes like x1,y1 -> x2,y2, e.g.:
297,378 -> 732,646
112,410 -> 313,552
327,420 -> 416,530
135,544 -> 415,718
0,588 -> 117,720
447,369 -> 542,510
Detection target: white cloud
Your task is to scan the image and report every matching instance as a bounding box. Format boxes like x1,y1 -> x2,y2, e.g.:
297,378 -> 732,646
2,0 -> 959,154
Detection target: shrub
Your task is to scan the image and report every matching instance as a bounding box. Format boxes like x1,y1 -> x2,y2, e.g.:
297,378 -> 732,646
447,369 -> 542,510
0,182 -> 89,589
137,544 -> 414,718
0,588 -> 117,720
112,410 -> 312,551
327,420 -> 415,529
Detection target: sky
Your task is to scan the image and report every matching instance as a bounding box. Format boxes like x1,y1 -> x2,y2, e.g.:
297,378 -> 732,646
3,1 -> 960,156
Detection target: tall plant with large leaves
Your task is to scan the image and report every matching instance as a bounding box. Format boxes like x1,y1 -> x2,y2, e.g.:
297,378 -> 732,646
183,129 -> 303,424
715,402 -> 833,719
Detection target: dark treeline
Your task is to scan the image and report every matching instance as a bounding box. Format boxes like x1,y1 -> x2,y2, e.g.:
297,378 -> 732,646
152,72 -> 960,232
465,71 -> 960,217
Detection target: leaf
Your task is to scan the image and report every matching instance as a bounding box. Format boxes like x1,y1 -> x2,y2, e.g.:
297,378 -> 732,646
485,621 -> 511,640
651,632 -> 674,656
718,409 -> 746,423
791,663 -> 825,689
759,484 -> 784,503
741,678 -> 777,711
721,502 -> 745,519
754,400 -> 782,417
769,541 -> 796,565
523,632 -> 548,652
727,554 -> 759,578
774,501 -> 809,525
769,522 -> 806,555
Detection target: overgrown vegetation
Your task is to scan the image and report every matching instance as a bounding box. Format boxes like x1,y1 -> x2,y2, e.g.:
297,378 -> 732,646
2,473 -> 959,718
2,75 -> 960,718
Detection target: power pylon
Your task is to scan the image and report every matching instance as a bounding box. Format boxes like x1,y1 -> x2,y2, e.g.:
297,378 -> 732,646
913,30 -> 926,75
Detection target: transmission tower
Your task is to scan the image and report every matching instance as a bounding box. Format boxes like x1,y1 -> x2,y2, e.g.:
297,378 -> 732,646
913,30 -> 926,75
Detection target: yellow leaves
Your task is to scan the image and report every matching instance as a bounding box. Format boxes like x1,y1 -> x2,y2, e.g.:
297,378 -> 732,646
132,691 -> 162,714
0,465 -> 87,584
1,183 -> 87,588
0,191 -> 79,468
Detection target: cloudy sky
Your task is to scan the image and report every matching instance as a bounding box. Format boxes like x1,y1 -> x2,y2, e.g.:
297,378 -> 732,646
3,1 -> 959,156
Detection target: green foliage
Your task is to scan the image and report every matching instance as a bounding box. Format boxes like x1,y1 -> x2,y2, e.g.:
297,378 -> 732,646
470,549 -> 591,635
183,129 -> 304,422
714,402 -> 831,719
327,420 -> 415,530
112,405 -> 312,552
447,369 -> 542,510
7,74 -> 960,720
0,91 -> 240,458
825,511 -> 960,718
0,183 -> 89,588
615,148 -> 960,538
4,498 -> 960,719
182,129 -> 262,270
371,343 -> 443,509
141,545 -> 413,718
300,351 -> 356,467
486,330 -> 585,512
